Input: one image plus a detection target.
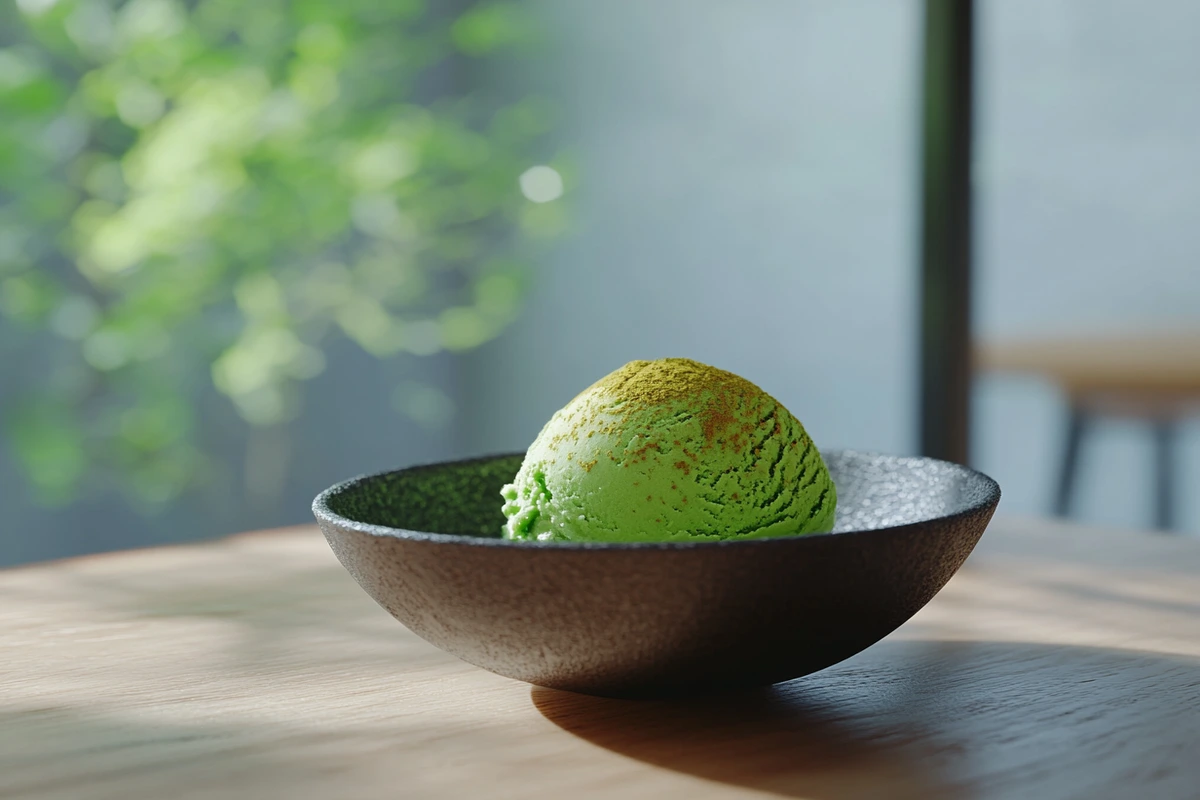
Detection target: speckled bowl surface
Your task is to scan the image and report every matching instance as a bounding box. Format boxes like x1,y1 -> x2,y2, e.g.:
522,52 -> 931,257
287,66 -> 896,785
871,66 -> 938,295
313,450 -> 999,698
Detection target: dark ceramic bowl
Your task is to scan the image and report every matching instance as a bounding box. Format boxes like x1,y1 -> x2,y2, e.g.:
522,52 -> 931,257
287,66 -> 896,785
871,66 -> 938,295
313,450 -> 999,698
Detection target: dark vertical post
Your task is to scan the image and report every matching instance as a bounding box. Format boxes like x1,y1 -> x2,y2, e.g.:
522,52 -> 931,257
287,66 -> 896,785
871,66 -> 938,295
1153,418 -> 1177,532
1054,405 -> 1087,518
918,0 -> 975,465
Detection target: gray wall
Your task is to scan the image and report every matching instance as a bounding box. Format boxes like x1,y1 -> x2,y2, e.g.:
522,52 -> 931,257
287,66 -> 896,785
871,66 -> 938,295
464,0 -> 920,460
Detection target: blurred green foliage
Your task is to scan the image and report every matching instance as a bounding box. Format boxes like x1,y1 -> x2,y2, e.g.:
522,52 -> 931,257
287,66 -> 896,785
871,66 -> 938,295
0,0 -> 565,508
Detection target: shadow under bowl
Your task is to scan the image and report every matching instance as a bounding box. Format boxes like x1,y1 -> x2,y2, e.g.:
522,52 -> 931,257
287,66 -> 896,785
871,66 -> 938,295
313,450 -> 999,698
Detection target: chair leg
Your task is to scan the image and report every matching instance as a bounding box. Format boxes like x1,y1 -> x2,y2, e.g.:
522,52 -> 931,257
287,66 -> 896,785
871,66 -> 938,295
1054,406 -> 1087,519
1153,419 -> 1178,533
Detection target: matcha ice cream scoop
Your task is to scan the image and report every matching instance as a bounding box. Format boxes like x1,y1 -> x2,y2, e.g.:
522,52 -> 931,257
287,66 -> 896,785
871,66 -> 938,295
501,358 -> 836,543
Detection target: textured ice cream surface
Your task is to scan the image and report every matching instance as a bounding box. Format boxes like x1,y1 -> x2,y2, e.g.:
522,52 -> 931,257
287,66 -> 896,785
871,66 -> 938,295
501,358 -> 836,543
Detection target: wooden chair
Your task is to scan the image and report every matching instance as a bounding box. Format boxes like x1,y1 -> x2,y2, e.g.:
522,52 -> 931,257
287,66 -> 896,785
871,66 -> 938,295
976,333 -> 1200,532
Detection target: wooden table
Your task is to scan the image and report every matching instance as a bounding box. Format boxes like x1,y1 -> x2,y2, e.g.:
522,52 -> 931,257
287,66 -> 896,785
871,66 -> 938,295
3,520 -> 1199,800
977,333 -> 1200,531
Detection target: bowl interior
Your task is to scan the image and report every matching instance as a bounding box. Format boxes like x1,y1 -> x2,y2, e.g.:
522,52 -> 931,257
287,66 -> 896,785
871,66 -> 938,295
319,450 -> 998,541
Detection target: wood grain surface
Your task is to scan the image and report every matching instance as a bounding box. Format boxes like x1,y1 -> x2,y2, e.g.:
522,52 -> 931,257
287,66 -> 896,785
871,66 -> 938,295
2,519 -> 1199,800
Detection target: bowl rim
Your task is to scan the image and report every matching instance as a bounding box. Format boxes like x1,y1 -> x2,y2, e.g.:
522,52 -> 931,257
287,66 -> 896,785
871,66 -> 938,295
312,449 -> 1001,551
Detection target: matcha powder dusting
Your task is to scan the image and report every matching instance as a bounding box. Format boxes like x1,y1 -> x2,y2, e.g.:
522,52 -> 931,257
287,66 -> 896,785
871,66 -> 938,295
500,358 -> 837,543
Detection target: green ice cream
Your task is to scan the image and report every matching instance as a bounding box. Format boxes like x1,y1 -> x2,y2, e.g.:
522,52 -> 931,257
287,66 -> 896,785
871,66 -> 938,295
501,358 -> 836,543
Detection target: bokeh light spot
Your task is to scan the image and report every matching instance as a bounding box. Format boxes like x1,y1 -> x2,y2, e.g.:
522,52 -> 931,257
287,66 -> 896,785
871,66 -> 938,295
519,165 -> 563,203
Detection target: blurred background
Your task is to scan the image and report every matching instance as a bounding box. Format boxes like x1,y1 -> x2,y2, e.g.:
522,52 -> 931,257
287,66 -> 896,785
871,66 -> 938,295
2,0 -> 1198,567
